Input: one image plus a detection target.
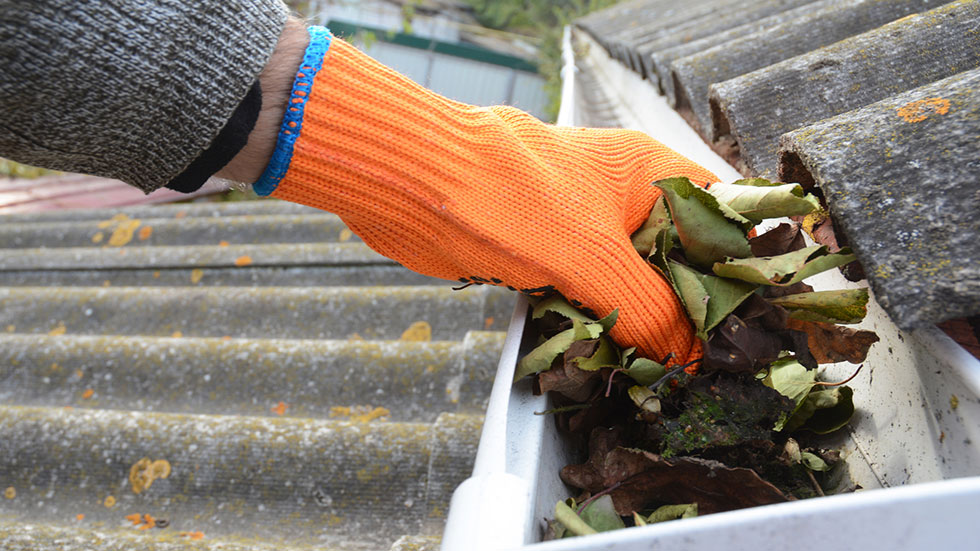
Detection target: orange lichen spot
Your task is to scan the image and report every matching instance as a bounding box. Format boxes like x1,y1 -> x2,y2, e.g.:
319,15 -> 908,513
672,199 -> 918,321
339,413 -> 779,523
219,240 -> 230,247
104,495 -> 116,508
138,226 -> 153,241
180,531 -> 205,540
348,332 -> 364,341
5,324 -> 14,332
271,401 -> 289,416
190,269 -> 204,284
48,323 -> 67,336
152,271 -> 160,278
400,321 -> 432,342
222,335 -> 232,340
4,487 -> 15,499
234,255 -> 253,266
897,98 -> 950,123
103,280 -> 112,287
171,331 -> 183,338
338,228 -> 353,242
75,369 -> 84,379
76,513 -> 85,521
138,522 -> 154,530
484,317 -> 494,330
125,513 -> 142,525
91,232 -> 105,244
143,514 -> 155,525
81,388 -> 94,399
175,210 -> 187,219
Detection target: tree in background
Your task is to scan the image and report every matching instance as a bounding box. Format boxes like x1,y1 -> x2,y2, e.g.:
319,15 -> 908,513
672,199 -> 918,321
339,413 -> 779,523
462,0 -> 621,119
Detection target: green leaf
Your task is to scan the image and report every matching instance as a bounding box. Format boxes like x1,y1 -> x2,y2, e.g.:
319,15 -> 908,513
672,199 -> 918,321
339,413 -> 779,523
573,337 -> 619,371
797,386 -> 855,434
513,319 -> 594,382
702,275 -> 758,334
578,495 -> 626,533
668,261 -> 709,337
712,245 -> 856,287
555,500 -> 597,536
532,295 -> 593,323
596,308 -> 620,334
654,178 -> 752,269
801,451 -> 831,472
763,358 -> 817,431
708,179 -> 820,223
626,357 -> 667,386
628,385 -> 661,413
649,228 -> 674,276
768,289 -> 870,324
631,197 -> 670,257
645,503 -> 698,523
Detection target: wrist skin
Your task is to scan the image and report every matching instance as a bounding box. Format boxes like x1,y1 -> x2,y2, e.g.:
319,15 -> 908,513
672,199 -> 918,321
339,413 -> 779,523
216,17 -> 309,184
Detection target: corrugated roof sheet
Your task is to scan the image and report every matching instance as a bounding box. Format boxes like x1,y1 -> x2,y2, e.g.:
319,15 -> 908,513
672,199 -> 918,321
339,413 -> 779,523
0,199 -> 514,550
575,0 -> 980,330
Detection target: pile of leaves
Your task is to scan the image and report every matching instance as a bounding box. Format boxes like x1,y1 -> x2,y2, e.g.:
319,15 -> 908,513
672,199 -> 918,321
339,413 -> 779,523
513,178 -> 879,538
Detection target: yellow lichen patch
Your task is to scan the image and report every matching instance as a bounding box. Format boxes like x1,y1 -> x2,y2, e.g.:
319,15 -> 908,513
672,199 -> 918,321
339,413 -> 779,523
48,323 -> 67,336
234,255 -> 253,267
5,325 -> 14,332
150,460 -> 171,480
800,210 -> 828,239
338,228 -> 354,242
104,495 -> 116,508
103,280 -> 112,287
897,98 -> 950,123
97,214 -> 130,229
951,394 -> 959,410
129,457 -> 172,494
190,269 -> 204,284
4,487 -> 15,499
400,321 -> 432,342
330,405 -> 391,423
171,331 -> 182,338
271,401 -> 289,416
49,362 -> 62,373
91,232 -> 105,244
138,226 -> 153,241
81,388 -> 94,399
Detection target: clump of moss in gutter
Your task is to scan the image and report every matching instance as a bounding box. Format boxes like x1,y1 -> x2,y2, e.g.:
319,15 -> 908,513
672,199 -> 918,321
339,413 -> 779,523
513,178 -> 878,538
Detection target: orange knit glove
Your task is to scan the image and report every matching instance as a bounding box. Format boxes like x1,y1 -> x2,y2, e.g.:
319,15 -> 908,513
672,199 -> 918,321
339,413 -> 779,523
254,28 -> 719,365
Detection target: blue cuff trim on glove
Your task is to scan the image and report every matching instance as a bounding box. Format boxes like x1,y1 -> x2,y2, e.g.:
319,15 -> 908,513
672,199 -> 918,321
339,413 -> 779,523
253,26 -> 332,196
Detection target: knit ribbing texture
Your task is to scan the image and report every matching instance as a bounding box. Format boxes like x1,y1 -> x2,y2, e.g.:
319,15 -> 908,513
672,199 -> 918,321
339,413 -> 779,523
270,33 -> 720,364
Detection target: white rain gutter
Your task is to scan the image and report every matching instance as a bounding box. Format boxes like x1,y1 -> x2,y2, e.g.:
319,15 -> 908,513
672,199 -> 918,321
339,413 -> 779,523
441,24 -> 980,551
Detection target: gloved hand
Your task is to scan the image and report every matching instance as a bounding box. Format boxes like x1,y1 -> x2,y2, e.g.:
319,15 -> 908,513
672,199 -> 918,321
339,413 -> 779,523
255,28 -> 719,365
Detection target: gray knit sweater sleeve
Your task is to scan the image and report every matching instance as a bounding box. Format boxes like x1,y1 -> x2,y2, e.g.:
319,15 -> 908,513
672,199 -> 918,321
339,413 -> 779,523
0,0 -> 289,192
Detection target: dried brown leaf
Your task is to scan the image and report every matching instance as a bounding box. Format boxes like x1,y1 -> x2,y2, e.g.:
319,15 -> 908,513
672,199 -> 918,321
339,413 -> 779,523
786,318 -> 879,364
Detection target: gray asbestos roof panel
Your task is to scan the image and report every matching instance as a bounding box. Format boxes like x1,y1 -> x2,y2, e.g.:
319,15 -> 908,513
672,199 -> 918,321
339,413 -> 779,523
0,198 -> 514,549
576,0 -> 980,326
779,68 -> 980,328
668,0 -> 948,136
708,1 -> 980,178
